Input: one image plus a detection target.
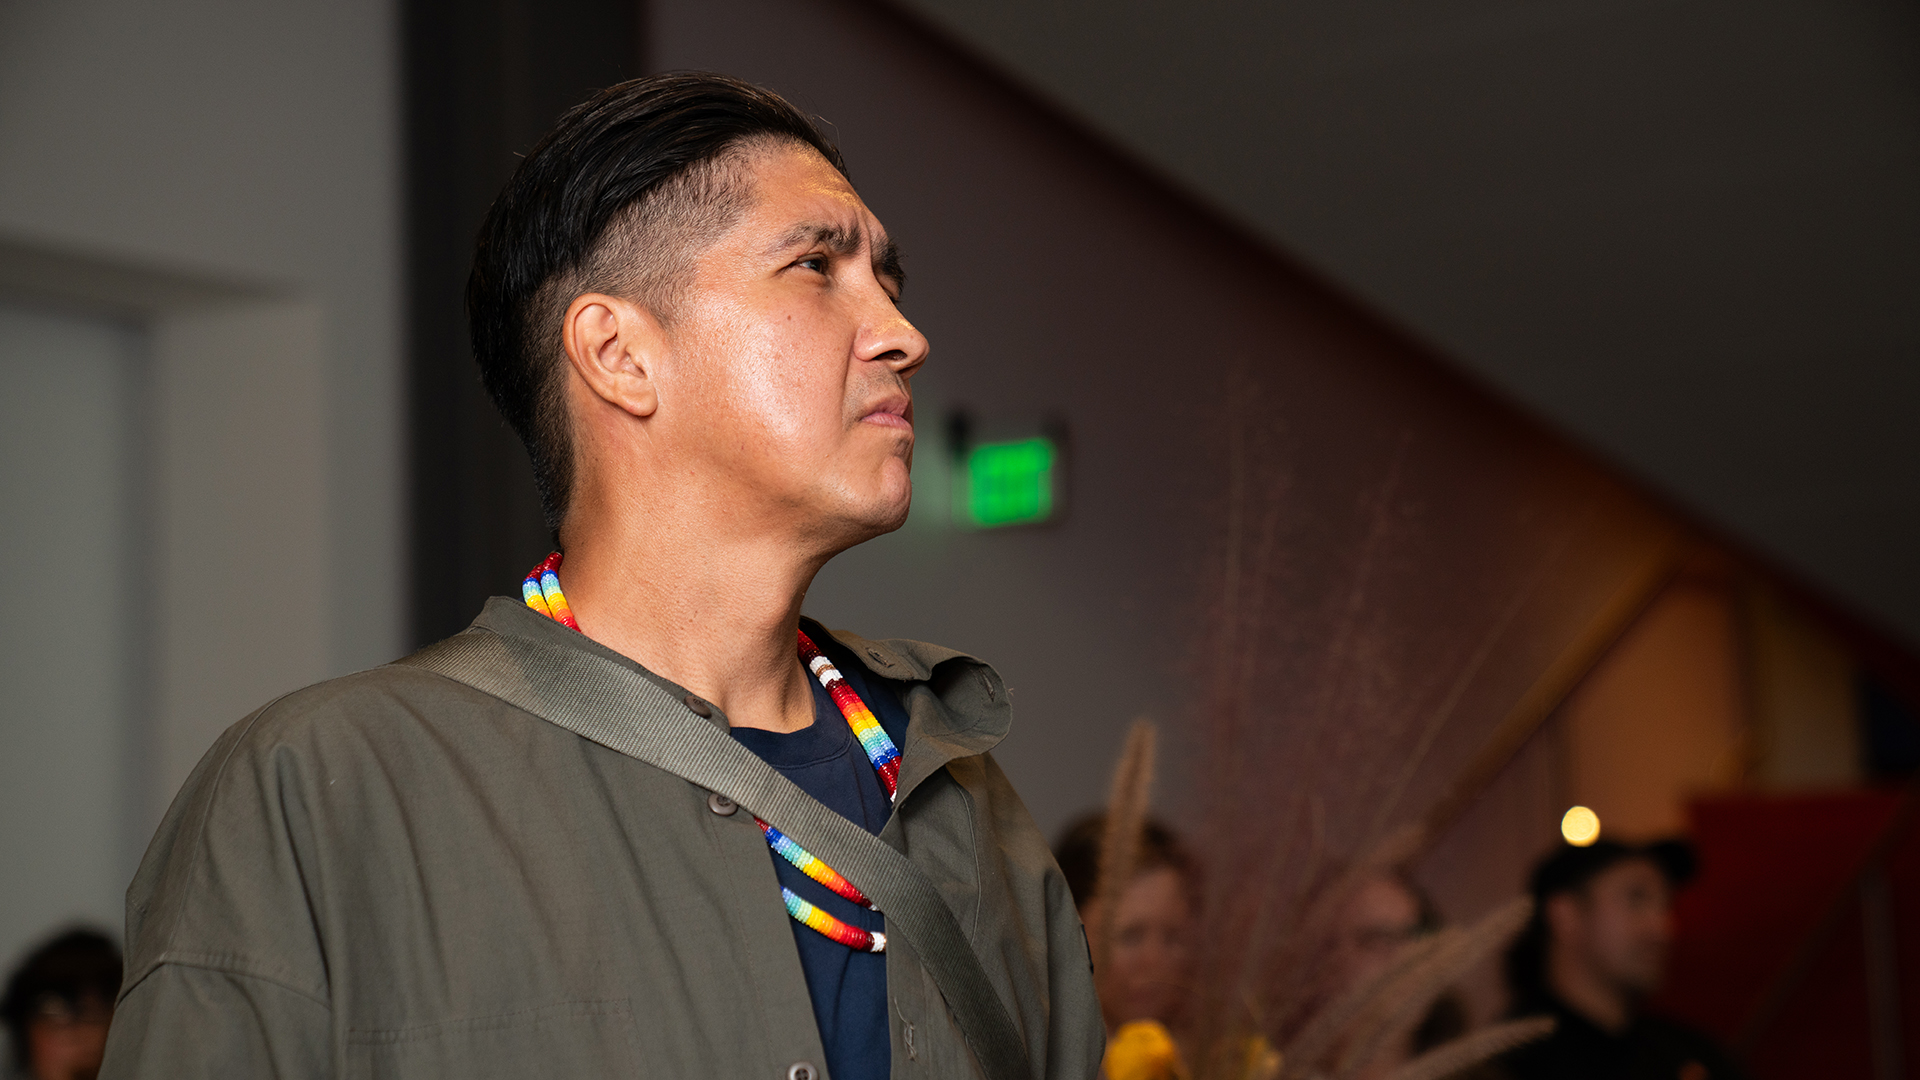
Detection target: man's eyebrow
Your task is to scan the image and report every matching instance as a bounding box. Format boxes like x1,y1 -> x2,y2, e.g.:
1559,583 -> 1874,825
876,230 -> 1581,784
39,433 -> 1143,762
769,221 -> 863,255
769,221 -> 908,294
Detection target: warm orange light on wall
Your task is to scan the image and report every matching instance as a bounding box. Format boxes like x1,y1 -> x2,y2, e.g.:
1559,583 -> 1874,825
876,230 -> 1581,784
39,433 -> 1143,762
1562,805 -> 1601,846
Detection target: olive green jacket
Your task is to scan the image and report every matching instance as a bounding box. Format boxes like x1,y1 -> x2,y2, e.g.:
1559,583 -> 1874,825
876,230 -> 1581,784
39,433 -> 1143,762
99,599 -> 1103,1080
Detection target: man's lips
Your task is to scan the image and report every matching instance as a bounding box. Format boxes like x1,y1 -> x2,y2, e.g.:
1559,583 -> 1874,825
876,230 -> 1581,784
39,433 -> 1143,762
861,411 -> 913,432
860,395 -> 913,432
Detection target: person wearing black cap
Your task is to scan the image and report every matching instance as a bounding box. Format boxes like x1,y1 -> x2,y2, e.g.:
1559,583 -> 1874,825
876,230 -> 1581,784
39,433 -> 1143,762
1498,839 -> 1746,1080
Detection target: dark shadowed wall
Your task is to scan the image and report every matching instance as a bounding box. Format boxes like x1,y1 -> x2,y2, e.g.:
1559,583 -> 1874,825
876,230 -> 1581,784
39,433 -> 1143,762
649,0 -> 1684,853
405,0 -> 643,645
892,0 -> 1920,651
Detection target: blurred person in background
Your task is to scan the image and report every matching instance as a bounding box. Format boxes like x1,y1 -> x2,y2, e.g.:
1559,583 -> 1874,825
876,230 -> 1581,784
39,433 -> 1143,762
1499,840 -> 1745,1080
1055,814 -> 1198,1079
1321,872 -> 1475,1080
1,929 -> 121,1080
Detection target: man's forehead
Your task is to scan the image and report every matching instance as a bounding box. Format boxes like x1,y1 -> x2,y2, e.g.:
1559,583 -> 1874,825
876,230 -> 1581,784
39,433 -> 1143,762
739,146 -> 862,216
743,148 -> 887,235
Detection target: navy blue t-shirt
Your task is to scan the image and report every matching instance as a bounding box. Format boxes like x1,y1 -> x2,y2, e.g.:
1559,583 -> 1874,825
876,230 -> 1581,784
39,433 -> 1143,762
729,626 -> 910,1080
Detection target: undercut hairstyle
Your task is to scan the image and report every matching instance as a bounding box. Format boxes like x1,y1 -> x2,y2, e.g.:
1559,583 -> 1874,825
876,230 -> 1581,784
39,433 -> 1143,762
467,73 -> 847,532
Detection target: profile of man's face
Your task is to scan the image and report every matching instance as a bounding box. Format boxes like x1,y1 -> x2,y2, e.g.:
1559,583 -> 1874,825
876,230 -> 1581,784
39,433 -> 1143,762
648,143 -> 927,546
1551,857 -> 1675,999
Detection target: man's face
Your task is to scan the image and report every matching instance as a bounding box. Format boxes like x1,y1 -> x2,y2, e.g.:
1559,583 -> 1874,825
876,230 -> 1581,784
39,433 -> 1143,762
650,143 -> 927,548
1561,858 -> 1675,998
1326,876 -> 1423,997
26,994 -> 112,1080
1086,867 -> 1196,1029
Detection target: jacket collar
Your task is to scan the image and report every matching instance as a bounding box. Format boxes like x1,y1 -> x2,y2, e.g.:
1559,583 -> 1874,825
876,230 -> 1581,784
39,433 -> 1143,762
473,598 -> 1010,804
807,618 -> 1011,804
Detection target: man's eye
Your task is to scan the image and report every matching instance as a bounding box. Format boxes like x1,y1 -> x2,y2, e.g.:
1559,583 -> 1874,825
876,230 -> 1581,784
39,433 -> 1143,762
796,255 -> 828,273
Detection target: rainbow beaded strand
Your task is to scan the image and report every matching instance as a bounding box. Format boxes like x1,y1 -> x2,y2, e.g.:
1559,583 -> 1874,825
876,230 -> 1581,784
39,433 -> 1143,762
761,823 -> 873,907
519,554 -> 895,953
798,631 -> 901,798
520,552 -> 579,631
784,890 -> 877,950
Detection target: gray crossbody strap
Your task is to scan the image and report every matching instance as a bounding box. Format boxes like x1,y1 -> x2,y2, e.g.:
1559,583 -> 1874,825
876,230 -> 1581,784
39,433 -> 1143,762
398,629 -> 1036,1080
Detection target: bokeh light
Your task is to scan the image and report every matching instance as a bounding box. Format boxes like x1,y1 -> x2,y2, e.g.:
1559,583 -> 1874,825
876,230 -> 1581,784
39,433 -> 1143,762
1561,805 -> 1601,846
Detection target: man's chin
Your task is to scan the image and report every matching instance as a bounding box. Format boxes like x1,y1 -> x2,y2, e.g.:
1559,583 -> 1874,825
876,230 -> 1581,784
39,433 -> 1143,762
1613,963 -> 1666,1001
810,492 -> 912,552
853,472 -> 913,533
859,496 -> 913,537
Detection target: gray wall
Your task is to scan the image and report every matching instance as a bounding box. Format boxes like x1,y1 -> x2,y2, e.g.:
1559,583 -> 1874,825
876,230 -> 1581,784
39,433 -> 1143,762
0,305 -> 143,970
0,0 -> 402,676
0,0 -> 401,960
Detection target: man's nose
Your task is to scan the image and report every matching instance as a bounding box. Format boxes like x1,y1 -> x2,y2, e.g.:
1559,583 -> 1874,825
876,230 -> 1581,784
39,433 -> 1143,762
861,308 -> 928,375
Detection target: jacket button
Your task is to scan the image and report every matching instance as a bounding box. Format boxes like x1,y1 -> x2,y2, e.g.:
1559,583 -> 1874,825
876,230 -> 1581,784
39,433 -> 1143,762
684,694 -> 713,718
787,1063 -> 817,1080
707,792 -> 737,816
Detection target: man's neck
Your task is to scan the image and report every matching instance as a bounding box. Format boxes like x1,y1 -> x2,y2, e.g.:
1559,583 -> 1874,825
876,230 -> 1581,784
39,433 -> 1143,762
554,524 -> 827,735
1547,950 -> 1634,1035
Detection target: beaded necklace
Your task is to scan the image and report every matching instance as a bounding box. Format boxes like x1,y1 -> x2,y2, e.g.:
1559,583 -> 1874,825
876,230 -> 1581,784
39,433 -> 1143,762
521,553 -> 896,953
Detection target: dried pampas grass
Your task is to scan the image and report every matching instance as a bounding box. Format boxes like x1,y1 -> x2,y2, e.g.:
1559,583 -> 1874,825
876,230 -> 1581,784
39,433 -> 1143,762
1092,371 -> 1594,1079
1093,719 -> 1159,978
1326,897 -> 1533,1078
1382,1018 -> 1556,1080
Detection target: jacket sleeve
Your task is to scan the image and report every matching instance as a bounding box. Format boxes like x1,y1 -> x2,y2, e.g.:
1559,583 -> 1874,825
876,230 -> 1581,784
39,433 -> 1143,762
98,701 -> 336,1078
970,752 -> 1107,1080
101,964 -> 330,1079
1041,863 -> 1104,1080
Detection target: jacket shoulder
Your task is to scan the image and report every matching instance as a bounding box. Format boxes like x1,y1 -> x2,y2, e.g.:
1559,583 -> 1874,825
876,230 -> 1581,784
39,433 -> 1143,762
122,663 -> 538,989
237,661 -> 504,741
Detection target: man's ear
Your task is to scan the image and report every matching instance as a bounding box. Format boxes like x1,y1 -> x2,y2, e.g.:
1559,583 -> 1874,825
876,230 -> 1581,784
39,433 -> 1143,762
562,292 -> 662,418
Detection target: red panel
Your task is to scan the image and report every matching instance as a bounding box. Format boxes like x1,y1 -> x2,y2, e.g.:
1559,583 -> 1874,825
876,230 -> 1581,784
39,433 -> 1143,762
1894,815 -> 1920,1072
1657,791 -> 1911,1078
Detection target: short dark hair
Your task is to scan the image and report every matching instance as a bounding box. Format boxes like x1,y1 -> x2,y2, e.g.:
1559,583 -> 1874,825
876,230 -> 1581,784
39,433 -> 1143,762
1503,838 -> 1696,1011
1054,812 -> 1199,910
467,72 -> 846,532
2,928 -> 122,1070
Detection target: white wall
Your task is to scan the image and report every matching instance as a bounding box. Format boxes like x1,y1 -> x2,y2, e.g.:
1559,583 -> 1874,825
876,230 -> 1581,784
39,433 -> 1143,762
0,0 -> 402,948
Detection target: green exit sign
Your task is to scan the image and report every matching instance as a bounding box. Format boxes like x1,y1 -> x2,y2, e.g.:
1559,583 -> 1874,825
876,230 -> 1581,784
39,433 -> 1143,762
961,437 -> 1058,527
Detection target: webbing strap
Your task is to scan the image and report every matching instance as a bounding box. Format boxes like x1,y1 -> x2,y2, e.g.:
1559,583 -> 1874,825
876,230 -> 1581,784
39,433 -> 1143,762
397,629 -> 1035,1080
